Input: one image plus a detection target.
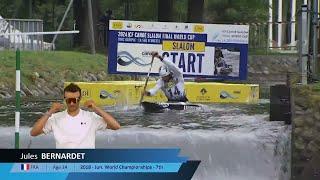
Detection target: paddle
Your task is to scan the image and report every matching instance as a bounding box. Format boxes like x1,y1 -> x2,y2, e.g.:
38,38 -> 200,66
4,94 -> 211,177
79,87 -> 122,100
139,55 -> 155,105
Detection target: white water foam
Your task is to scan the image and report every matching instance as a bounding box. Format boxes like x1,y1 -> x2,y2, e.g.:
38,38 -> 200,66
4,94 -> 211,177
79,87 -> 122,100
0,116 -> 290,180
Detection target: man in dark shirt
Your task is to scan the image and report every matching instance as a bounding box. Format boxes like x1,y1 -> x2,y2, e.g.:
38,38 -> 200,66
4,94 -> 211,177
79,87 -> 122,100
99,9 -> 113,47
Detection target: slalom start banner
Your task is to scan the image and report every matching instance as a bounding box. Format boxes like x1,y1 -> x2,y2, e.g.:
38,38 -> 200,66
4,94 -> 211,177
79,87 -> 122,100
108,20 -> 249,80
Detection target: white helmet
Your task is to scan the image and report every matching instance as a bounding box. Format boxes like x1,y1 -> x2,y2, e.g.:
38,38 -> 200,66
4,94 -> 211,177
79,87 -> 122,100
159,66 -> 170,77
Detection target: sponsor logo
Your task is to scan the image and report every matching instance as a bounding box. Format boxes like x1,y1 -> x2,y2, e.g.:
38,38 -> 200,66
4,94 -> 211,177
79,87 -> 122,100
200,88 -> 207,95
100,90 -> 116,99
193,25 -> 204,32
162,24 -> 168,29
81,89 -> 90,97
196,88 -> 210,101
112,21 -> 123,29
219,91 -> 238,99
233,90 -> 241,94
117,51 -> 152,67
196,96 -> 211,101
135,24 -> 142,28
126,23 -> 132,28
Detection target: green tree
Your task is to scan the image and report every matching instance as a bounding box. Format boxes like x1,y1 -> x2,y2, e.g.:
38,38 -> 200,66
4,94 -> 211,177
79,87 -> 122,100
204,0 -> 269,23
187,0 -> 204,22
100,0 -> 157,21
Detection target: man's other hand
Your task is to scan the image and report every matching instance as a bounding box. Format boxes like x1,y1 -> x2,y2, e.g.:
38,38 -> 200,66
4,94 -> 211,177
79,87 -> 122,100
84,100 -> 97,110
49,102 -> 64,114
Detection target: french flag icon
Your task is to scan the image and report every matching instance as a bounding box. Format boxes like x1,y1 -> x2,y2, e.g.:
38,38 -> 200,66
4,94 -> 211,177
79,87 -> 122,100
21,164 -> 30,171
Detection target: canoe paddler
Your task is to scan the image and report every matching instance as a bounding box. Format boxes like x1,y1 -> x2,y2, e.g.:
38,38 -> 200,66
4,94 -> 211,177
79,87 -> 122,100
143,51 -> 188,102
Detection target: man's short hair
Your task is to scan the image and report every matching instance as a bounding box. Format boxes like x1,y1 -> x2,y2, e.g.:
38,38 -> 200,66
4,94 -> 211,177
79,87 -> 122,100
64,83 -> 81,97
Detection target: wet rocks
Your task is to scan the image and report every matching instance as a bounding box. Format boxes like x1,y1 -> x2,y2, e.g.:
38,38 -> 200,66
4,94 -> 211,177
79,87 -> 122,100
292,86 -> 320,179
0,90 -> 11,98
0,70 -> 110,99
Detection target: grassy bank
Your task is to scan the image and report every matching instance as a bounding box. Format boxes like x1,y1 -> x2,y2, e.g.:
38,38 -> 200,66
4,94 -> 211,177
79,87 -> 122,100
0,50 -> 134,98
0,50 -> 131,87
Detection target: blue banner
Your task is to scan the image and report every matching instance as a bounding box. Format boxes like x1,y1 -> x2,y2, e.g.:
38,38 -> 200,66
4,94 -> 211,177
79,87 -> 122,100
107,20 -> 249,80
0,149 -> 200,180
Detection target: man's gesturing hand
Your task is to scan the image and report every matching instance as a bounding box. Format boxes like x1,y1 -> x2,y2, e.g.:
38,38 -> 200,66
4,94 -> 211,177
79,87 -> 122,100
49,102 -> 64,114
84,100 -> 97,110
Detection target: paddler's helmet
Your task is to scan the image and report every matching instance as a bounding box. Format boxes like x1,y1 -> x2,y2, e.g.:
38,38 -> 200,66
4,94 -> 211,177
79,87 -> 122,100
159,66 -> 171,77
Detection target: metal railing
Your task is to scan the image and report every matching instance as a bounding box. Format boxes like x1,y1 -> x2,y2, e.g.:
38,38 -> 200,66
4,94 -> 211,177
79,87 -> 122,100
0,18 -> 49,50
239,21 -> 298,51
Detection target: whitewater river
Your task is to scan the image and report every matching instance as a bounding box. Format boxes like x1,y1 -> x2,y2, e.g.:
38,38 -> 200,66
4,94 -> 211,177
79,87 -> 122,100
0,99 -> 291,180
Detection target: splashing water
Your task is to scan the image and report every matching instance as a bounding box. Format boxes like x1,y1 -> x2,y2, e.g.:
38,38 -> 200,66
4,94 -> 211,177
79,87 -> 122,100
0,99 -> 290,180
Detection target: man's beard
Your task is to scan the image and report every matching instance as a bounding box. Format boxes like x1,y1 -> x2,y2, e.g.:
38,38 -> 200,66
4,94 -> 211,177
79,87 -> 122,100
68,105 -> 78,112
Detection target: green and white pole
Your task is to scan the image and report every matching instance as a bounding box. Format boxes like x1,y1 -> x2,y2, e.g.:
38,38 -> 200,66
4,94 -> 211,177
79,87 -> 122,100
15,49 -> 20,149
0,31 -> 80,149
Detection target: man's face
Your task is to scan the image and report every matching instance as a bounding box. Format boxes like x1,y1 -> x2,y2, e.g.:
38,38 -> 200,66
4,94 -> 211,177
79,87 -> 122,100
64,91 -> 81,112
162,74 -> 172,83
